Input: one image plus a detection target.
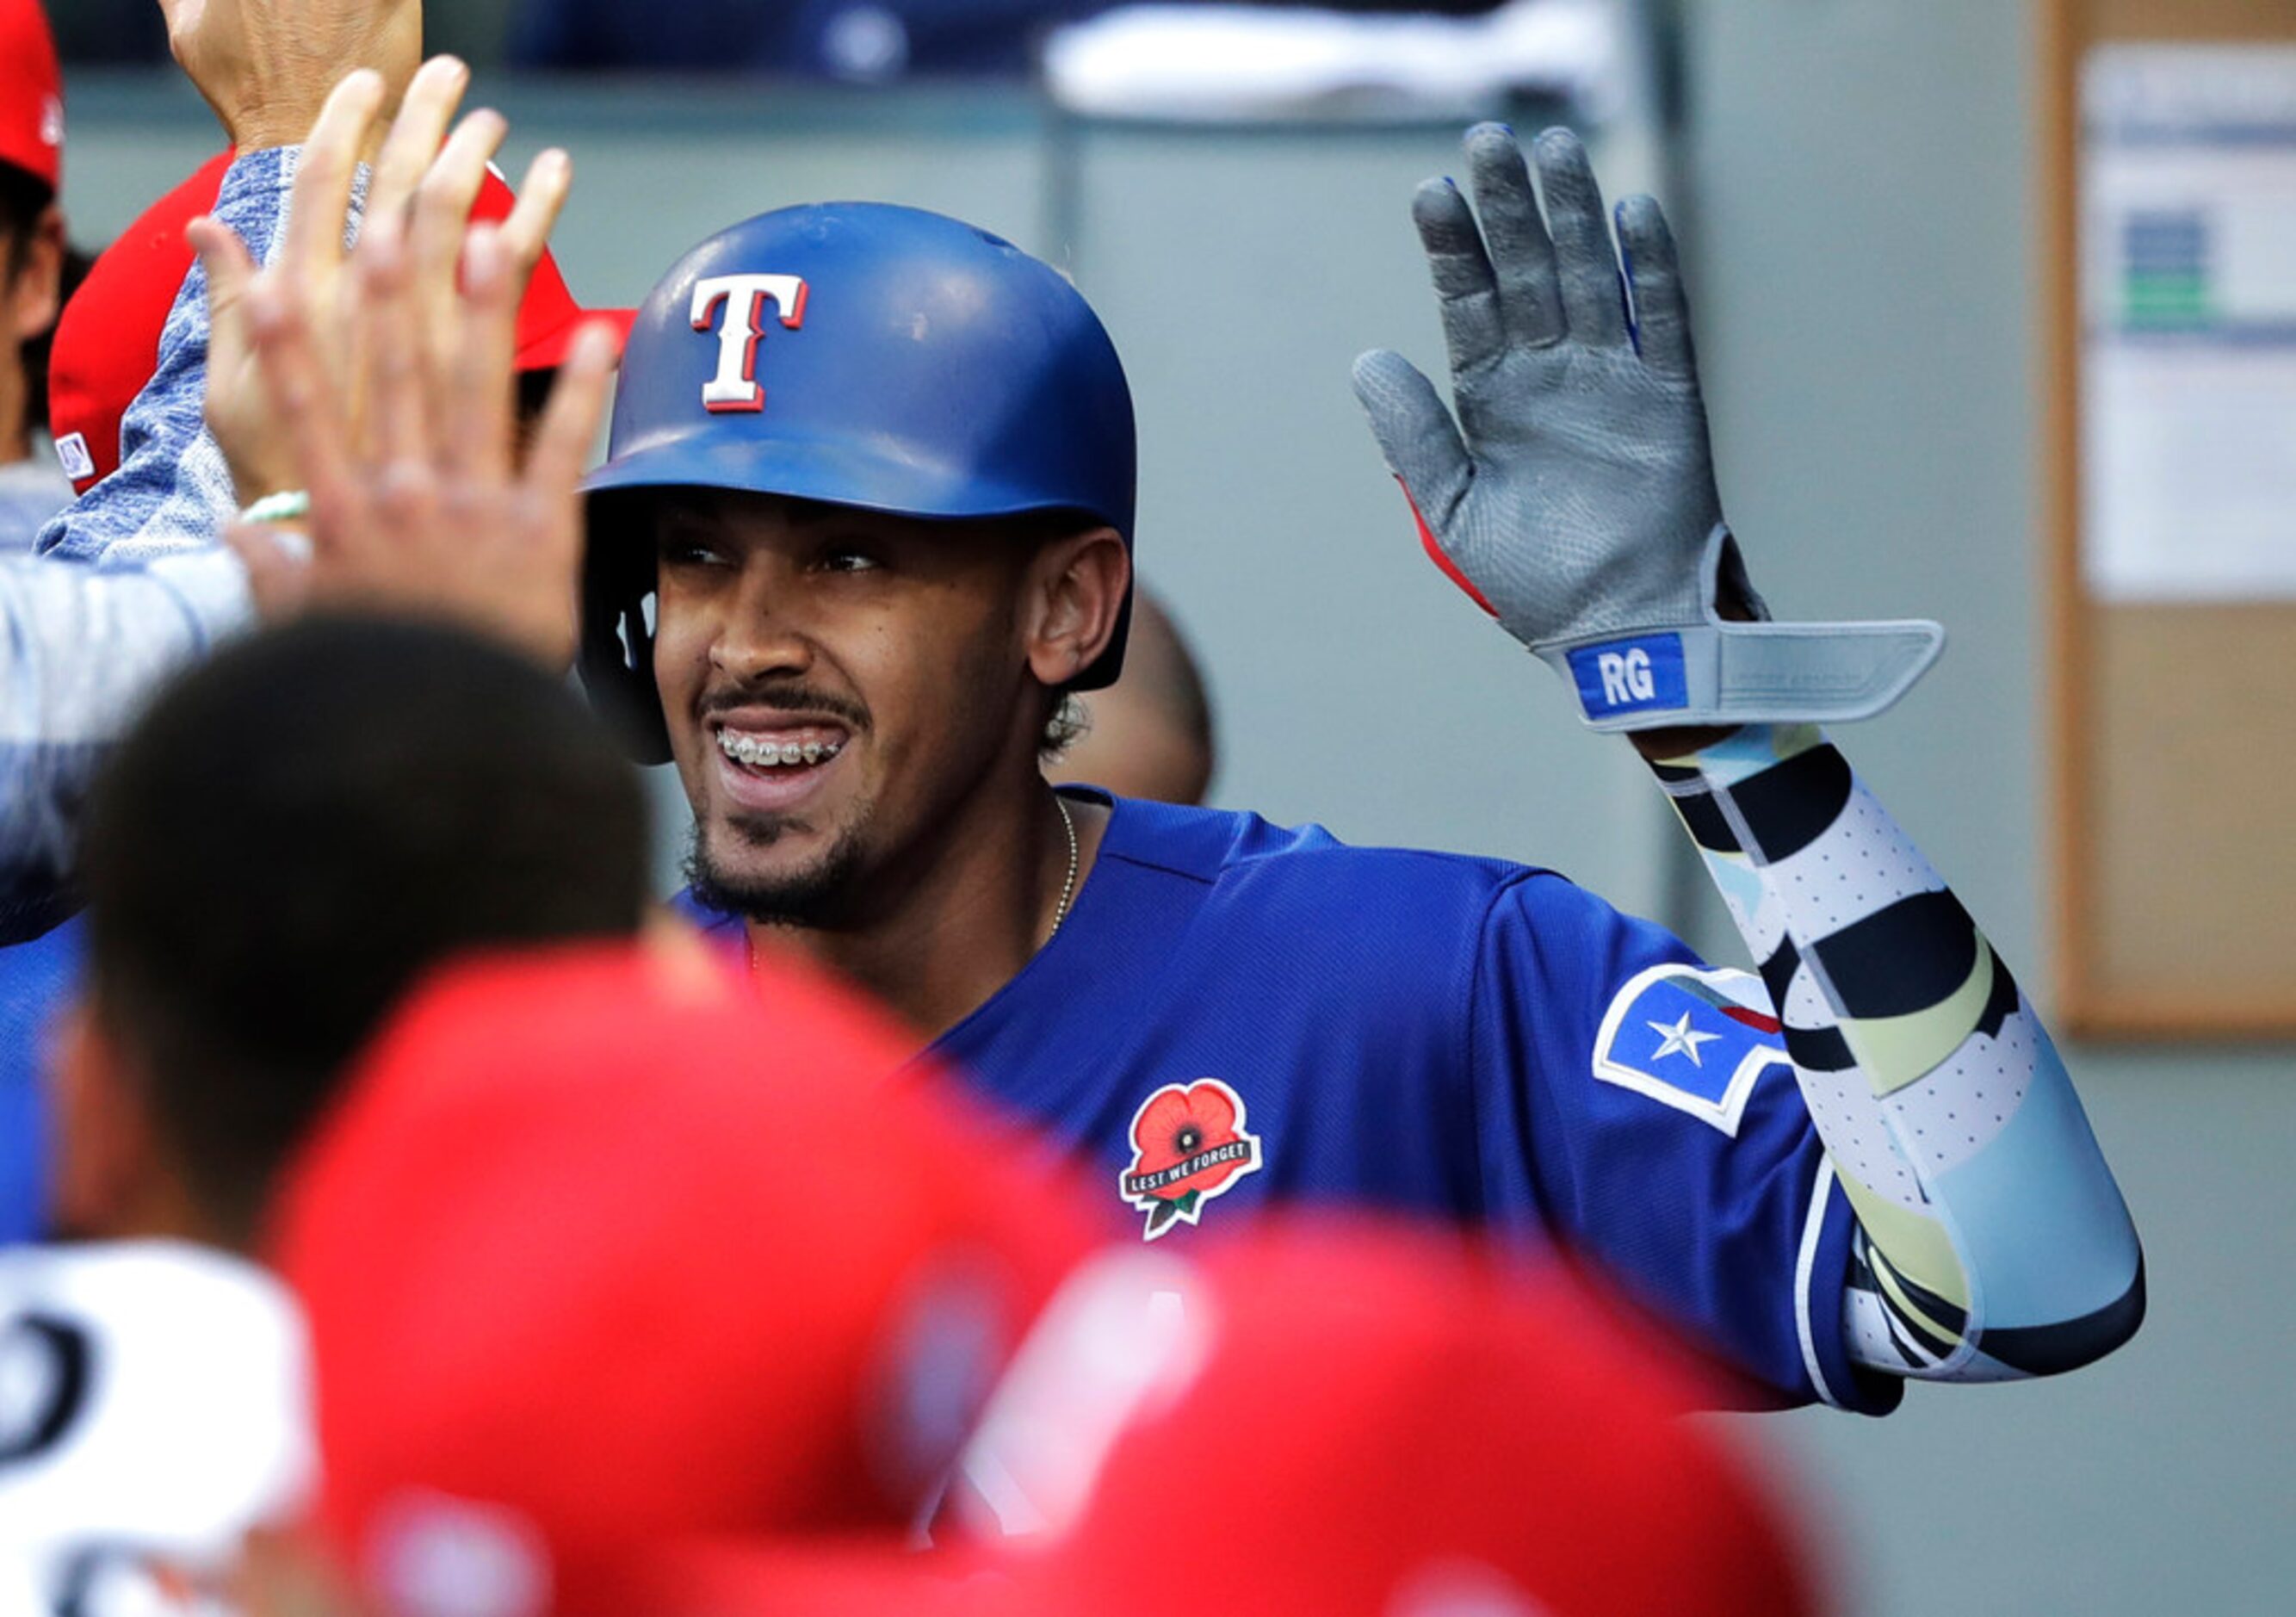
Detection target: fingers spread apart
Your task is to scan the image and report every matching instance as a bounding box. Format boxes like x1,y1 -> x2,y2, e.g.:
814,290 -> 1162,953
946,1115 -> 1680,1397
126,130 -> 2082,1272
1413,124 -> 1645,373
1613,193 -> 1695,378
1463,122 -> 1563,350
1411,174 -> 1506,384
411,107 -> 510,325
281,71 -> 385,282
1352,347 -> 1472,530
498,147 -> 573,284
366,55 -> 471,229
1530,127 -> 1628,348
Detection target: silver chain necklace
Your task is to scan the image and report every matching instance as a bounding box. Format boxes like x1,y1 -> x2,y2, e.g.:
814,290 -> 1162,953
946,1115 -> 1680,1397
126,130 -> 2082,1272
1047,793 -> 1080,944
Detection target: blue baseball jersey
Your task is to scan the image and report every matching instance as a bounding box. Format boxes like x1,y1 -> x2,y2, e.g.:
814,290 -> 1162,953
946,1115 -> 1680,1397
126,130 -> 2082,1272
684,790 -> 1894,1414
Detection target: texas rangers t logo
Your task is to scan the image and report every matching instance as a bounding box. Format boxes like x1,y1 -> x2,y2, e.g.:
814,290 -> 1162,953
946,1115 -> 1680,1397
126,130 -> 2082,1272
1119,1079 -> 1263,1241
690,273 -> 810,412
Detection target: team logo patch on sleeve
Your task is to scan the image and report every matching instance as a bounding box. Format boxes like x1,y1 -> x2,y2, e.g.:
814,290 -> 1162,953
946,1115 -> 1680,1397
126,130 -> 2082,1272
1592,965 -> 1792,1136
1120,1079 -> 1262,1242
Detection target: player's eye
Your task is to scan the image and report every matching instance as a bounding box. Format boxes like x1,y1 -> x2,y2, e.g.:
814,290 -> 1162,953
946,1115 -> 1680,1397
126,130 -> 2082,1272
655,533 -> 727,568
816,544 -> 883,574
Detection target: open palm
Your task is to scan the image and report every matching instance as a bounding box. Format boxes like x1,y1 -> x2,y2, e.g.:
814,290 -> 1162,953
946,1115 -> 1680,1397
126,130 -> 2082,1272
1354,125 -> 1941,732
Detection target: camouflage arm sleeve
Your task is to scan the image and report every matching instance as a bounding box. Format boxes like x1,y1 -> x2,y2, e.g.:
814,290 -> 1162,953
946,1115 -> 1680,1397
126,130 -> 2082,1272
1654,724 -> 2144,1383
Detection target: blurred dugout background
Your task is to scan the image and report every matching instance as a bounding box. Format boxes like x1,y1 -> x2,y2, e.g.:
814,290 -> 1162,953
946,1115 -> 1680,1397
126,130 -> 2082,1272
51,0 -> 2296,1611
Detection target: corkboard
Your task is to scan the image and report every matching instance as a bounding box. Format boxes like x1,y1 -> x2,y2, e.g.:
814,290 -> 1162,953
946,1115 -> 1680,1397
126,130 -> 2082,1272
2043,0 -> 2296,1038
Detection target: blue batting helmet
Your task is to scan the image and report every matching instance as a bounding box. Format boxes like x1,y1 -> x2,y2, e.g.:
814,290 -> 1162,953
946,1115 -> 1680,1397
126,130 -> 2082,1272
578,202 -> 1137,764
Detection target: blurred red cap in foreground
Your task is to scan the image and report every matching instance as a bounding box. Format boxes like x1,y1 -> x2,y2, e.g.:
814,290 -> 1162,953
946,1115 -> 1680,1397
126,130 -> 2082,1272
612,1224 -> 1825,1617
272,939 -> 1090,1617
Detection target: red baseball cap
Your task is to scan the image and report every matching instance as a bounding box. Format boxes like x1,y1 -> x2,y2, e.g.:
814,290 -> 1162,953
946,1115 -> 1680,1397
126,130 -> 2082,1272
47,156 -> 634,493
603,1225 -> 1823,1617
1004,1229 -> 1823,1617
0,0 -> 62,192
271,939 -> 1093,1617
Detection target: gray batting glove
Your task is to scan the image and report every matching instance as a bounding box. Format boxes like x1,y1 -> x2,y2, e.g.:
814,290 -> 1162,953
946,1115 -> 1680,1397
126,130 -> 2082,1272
1352,124 -> 1941,732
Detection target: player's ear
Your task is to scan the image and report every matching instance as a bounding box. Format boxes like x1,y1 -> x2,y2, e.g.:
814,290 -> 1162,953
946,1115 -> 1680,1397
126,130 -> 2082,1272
1024,526 -> 1129,690
45,997 -> 169,1242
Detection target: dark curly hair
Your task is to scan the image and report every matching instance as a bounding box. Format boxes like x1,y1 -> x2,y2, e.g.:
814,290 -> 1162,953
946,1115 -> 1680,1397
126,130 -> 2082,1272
81,616 -> 654,1242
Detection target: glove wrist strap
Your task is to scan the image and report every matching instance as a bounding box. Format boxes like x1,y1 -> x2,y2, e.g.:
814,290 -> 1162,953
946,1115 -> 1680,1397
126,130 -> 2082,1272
1538,616 -> 1945,732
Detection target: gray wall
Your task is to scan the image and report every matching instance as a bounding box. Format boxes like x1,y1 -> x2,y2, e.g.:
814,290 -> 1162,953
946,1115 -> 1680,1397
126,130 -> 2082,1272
55,13 -> 2294,1608
1684,4 -> 2296,1614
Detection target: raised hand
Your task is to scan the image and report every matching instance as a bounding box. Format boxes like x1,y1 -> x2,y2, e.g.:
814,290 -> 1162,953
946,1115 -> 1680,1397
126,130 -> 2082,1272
228,220 -> 614,667
1353,124 -> 1941,732
185,60 -> 611,666
191,62 -> 390,508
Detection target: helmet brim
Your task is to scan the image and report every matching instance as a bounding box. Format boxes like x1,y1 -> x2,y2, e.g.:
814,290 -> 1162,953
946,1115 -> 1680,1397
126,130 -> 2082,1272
582,431 -> 1128,544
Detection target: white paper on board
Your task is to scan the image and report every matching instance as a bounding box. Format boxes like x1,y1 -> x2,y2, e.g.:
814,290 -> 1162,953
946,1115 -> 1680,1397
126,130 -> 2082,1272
2082,46 -> 2296,603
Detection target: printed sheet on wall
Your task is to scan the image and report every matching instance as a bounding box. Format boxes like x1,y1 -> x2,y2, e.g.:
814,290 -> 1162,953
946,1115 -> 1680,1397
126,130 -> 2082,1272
2082,45 -> 2296,603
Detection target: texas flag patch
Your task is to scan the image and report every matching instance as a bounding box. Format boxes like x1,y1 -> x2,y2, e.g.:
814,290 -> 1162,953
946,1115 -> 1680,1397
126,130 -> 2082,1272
1591,964 -> 1792,1137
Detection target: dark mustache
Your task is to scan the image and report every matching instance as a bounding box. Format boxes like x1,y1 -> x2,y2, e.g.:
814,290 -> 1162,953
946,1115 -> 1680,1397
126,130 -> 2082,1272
702,684 -> 872,733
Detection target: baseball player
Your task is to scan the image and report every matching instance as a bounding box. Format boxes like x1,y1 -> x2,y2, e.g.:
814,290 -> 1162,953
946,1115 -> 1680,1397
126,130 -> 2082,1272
0,100 -> 615,930
558,124 -> 2142,1412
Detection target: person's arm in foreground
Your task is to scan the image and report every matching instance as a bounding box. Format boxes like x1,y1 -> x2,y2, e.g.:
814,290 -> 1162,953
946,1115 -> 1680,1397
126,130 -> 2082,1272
0,68 -> 416,936
0,59 -> 581,935
0,548 -> 248,940
1354,125 -> 2140,1389
0,9 -> 430,930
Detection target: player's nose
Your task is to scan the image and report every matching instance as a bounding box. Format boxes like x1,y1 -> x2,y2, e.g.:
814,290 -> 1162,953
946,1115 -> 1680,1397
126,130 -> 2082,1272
709,567 -> 820,683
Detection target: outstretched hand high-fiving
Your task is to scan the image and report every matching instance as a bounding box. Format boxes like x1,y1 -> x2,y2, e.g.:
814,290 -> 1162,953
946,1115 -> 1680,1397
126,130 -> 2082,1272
188,62 -> 618,669
1353,123 -> 1941,734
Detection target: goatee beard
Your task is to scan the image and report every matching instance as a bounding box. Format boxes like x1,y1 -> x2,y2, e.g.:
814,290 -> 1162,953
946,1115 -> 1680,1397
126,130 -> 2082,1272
684,809 -> 871,928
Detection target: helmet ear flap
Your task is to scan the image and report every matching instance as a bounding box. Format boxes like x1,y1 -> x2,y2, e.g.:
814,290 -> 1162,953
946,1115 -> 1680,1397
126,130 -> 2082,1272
578,520 -> 674,766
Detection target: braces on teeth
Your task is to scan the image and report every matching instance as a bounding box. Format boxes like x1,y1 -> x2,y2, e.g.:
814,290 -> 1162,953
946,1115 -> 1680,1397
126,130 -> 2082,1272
719,734 -> 842,768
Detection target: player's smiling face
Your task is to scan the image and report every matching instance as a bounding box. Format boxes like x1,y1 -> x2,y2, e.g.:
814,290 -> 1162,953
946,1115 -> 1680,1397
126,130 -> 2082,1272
646,489 -> 1058,926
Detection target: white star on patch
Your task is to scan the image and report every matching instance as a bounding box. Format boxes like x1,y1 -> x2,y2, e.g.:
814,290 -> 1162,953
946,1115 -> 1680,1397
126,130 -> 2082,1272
1647,1012 -> 1721,1067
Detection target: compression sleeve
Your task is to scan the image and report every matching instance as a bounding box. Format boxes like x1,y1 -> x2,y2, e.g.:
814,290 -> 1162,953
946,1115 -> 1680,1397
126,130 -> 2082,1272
1653,723 -> 2143,1381
0,549 -> 253,941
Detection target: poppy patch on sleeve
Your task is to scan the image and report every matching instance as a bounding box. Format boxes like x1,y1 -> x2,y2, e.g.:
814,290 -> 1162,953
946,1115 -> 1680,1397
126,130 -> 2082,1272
1119,1079 -> 1262,1242
1592,964 -> 1792,1137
